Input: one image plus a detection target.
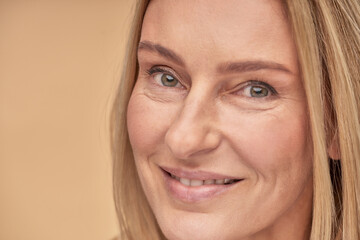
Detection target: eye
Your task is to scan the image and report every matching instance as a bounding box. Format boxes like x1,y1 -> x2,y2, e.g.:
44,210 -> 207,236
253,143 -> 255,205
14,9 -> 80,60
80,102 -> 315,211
154,73 -> 181,87
237,81 -> 277,98
245,85 -> 269,98
146,66 -> 184,88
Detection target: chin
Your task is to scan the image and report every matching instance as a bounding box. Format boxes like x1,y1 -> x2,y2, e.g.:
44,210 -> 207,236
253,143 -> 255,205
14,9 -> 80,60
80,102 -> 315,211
155,210 -> 238,240
159,220 -> 219,240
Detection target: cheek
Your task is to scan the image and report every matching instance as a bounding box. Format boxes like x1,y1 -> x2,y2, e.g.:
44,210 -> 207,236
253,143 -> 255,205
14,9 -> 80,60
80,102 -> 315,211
221,105 -> 311,178
127,94 -> 158,155
127,89 -> 178,156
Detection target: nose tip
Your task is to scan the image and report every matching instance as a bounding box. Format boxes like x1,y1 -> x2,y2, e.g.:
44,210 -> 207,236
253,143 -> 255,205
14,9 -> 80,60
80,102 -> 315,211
164,112 -> 220,160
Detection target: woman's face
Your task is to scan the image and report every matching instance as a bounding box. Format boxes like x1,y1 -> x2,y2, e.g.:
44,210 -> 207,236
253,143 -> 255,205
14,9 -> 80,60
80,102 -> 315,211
127,0 -> 313,239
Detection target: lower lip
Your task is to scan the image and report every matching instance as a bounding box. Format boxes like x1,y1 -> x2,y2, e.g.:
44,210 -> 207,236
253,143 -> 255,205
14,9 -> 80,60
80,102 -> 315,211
161,169 -> 241,203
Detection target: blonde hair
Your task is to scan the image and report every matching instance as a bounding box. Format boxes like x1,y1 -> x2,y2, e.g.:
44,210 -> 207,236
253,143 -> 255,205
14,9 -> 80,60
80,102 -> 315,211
111,0 -> 360,239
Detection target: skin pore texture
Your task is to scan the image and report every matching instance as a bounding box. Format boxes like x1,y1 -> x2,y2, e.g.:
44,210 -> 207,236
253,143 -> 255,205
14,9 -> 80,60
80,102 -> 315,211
127,0 -> 313,240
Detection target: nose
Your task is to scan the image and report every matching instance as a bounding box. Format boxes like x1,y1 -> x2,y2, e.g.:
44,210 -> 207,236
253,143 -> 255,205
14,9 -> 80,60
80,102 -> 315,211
164,91 -> 221,160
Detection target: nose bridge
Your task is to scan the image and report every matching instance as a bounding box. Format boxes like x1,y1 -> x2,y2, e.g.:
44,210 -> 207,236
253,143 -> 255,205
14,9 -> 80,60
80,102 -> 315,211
165,89 -> 220,159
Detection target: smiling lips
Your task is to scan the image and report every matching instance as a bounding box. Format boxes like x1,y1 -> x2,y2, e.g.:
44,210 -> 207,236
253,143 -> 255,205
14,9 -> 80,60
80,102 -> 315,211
161,167 -> 243,202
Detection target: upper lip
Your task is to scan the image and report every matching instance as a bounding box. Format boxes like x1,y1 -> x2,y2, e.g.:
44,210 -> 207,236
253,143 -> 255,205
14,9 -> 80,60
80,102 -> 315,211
161,166 -> 241,180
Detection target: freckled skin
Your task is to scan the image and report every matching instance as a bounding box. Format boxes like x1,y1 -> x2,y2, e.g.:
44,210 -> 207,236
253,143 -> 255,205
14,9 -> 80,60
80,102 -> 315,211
127,0 -> 313,240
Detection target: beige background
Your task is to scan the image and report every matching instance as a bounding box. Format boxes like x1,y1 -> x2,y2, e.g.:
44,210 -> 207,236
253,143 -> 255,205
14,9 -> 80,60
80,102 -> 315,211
0,0 -> 133,239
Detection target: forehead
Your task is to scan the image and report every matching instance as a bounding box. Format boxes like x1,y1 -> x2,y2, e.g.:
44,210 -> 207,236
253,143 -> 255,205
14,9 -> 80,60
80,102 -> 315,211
140,0 -> 297,73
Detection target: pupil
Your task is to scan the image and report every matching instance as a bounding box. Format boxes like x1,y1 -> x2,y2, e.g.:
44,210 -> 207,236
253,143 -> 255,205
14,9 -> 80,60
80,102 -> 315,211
251,86 -> 268,97
161,74 -> 177,87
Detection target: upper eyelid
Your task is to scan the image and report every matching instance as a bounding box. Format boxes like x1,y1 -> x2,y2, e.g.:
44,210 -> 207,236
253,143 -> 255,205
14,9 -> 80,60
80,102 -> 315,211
146,66 -> 174,75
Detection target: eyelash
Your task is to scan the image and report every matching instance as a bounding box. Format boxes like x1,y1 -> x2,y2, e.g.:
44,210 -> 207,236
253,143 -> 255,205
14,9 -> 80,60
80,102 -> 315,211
145,66 -> 278,97
146,66 -> 168,75
146,66 -> 178,79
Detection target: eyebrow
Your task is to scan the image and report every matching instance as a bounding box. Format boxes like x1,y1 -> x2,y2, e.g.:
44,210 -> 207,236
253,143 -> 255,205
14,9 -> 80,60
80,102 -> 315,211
138,41 -> 185,66
138,41 -> 292,75
217,60 -> 292,74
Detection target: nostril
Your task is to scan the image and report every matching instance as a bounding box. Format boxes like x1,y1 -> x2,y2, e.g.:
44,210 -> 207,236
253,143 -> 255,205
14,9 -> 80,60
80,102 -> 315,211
164,100 -> 221,159
165,127 -> 221,159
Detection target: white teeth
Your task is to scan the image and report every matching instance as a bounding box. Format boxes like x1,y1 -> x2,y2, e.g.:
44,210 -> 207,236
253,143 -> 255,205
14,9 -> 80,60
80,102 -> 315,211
190,179 -> 204,186
170,172 -> 238,186
180,178 -> 191,186
204,179 -> 215,185
215,179 -> 225,185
